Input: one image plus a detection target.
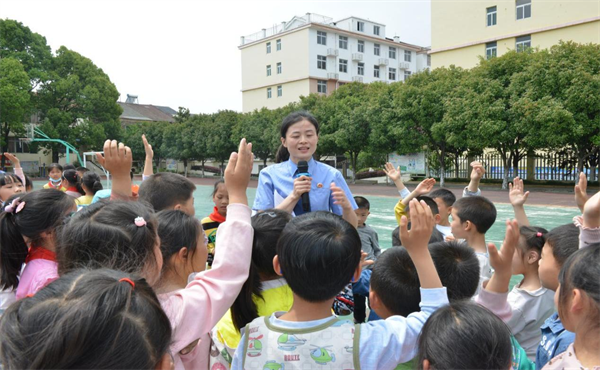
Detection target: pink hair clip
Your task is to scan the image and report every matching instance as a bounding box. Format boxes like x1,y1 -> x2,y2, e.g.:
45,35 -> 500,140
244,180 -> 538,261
134,216 -> 147,227
15,202 -> 25,213
4,198 -> 21,214
536,232 -> 542,237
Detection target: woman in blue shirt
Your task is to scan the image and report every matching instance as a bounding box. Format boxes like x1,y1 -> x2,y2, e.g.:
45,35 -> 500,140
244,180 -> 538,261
252,111 -> 358,226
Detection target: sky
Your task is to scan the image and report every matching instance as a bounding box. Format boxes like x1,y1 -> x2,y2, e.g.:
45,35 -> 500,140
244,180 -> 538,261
0,0 -> 431,114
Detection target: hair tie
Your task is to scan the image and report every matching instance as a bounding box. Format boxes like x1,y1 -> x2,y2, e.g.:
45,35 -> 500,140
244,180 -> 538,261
119,278 -> 135,289
4,198 -> 24,214
536,232 -> 542,237
134,216 -> 146,227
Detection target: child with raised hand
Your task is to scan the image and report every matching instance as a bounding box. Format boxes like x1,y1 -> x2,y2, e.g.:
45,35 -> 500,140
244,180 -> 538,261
0,189 -> 75,302
213,209 -> 293,363
2,153 -> 26,193
0,268 -> 173,370
510,176 -> 531,226
392,176 -> 436,224
417,301 -> 514,370
543,244 -> 600,369
202,179 -> 229,268
232,199 -> 448,370
43,163 -> 66,191
57,138 -> 255,370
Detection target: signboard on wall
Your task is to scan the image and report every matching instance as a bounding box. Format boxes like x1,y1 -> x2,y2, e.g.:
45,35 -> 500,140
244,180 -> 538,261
388,152 -> 426,174
166,159 -> 177,171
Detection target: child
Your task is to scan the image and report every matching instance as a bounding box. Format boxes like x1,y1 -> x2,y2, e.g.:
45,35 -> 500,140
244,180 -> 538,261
543,244 -> 600,369
417,301 -> 513,370
138,172 -> 196,215
201,179 -> 229,268
0,268 -> 173,370
392,195 -> 443,247
507,226 -> 555,359
57,138 -> 255,370
450,195 -> 497,291
76,172 -> 103,206
232,199 -> 448,370
0,189 -> 75,301
43,163 -> 66,191
353,196 -> 381,323
61,169 -> 83,198
214,209 -> 293,363
0,173 -> 24,206
76,166 -> 89,179
427,188 -> 456,239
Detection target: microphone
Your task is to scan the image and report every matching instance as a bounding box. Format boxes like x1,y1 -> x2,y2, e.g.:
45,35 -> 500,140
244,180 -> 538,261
297,160 -> 311,212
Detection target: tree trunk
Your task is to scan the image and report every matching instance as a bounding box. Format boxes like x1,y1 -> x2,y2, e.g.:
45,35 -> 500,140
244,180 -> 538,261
512,153 -> 520,180
454,155 -> 460,179
221,161 -> 225,178
577,150 -> 586,184
438,149 -> 446,188
500,153 -> 510,190
263,157 -> 267,168
1,125 -> 9,168
351,152 -> 358,184
183,159 -> 188,177
201,159 -> 205,178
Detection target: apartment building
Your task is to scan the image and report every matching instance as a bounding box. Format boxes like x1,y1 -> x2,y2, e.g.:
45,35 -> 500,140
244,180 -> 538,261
431,0 -> 600,69
240,13 -> 430,112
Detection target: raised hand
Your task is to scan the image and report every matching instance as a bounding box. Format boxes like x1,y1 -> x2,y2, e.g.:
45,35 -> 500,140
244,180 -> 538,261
508,177 -> 529,207
583,190 -> 600,229
399,199 -> 435,254
470,161 -> 485,181
485,219 -> 520,294
142,134 -> 154,159
383,162 -> 401,182
414,178 -> 436,196
96,140 -> 133,197
574,172 -> 589,212
224,138 -> 253,205
3,153 -> 20,169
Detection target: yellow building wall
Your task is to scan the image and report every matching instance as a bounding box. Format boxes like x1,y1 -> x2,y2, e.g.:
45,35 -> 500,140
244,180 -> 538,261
431,0 -> 600,68
242,79 -> 311,112
241,28 -> 310,92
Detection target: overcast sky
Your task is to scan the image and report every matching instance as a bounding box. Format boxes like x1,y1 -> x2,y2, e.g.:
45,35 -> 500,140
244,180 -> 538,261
1,0 -> 431,114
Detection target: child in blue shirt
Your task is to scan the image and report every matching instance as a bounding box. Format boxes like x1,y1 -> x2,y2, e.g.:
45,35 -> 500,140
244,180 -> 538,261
232,199 -> 448,370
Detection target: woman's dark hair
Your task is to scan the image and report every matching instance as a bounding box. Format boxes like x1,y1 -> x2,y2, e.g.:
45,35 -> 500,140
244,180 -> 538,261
57,201 -> 160,280
518,225 -> 548,257
156,209 -> 203,274
0,189 -> 75,290
558,243 -> 600,329
416,301 -> 512,370
48,163 -> 63,172
230,209 -> 292,331
211,179 -> 225,198
277,211 -> 361,302
0,268 -> 172,369
81,172 -> 103,195
275,111 -> 320,163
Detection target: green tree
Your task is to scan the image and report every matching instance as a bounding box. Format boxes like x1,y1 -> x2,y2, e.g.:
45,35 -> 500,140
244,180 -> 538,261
161,122 -> 195,176
233,108 -> 279,167
207,110 -> 239,175
0,58 -> 31,166
37,46 -> 123,161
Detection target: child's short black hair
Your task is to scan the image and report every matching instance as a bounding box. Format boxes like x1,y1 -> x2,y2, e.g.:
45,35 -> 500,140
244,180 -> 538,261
392,226 -> 444,247
428,188 -> 456,207
371,241 -> 479,316
76,167 -> 90,174
453,196 -> 497,234
211,179 -> 225,197
138,173 -> 196,212
63,164 -> 76,172
277,211 -> 361,302
48,163 -> 63,172
354,196 -> 370,210
156,209 -> 203,274
546,223 -> 579,266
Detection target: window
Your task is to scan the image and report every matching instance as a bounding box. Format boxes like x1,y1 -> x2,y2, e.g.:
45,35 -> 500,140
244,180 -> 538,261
358,62 -> 364,76
427,54 -> 431,66
317,55 -> 327,69
339,59 -> 348,73
317,80 -> 327,94
516,0 -> 531,20
389,67 -> 396,81
276,39 -> 281,51
277,85 -> 282,97
277,62 -> 282,74
389,46 -> 397,59
487,6 -> 497,26
358,40 -> 365,53
267,88 -> 272,99
374,65 -> 380,78
404,50 -> 412,62
339,36 -> 348,50
404,70 -> 412,80
486,42 -> 497,59
266,42 -> 271,54
516,35 -> 531,52
317,31 -> 327,45
266,65 -> 271,76
357,21 -> 364,32
374,25 -> 380,36
374,44 -> 380,56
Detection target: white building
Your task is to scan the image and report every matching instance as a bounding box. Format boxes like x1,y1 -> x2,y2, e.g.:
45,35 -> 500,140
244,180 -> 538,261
240,13 -> 430,113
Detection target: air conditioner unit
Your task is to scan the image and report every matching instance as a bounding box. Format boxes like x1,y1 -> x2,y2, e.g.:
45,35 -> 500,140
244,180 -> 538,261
327,73 -> 339,80
351,53 -> 363,61
352,76 -> 363,82
399,62 -> 410,69
378,58 -> 389,66
327,48 -> 339,56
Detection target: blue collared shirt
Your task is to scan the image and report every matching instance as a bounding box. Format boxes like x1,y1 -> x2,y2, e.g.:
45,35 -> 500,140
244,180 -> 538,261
535,312 -> 575,370
252,158 -> 358,215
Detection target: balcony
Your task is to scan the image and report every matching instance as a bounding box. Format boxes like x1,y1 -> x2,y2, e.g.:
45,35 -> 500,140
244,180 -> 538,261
327,48 -> 339,57
327,73 -> 339,80
351,53 -> 363,61
352,76 -> 363,83
378,58 -> 389,66
399,62 -> 410,69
